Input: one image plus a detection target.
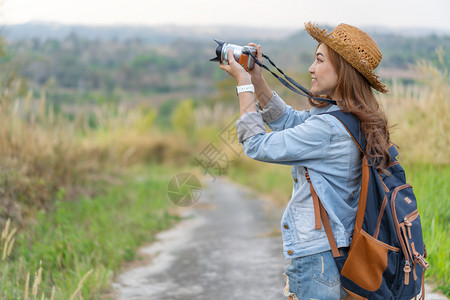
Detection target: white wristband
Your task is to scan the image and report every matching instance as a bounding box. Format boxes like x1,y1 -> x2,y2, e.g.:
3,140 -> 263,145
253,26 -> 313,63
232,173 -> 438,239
236,84 -> 255,95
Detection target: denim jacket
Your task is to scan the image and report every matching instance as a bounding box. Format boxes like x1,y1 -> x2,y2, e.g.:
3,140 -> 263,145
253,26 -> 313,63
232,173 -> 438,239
235,92 -> 362,259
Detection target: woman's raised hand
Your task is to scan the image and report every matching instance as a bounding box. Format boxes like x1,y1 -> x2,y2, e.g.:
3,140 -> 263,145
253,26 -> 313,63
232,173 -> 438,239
219,49 -> 252,86
247,43 -> 263,81
247,43 -> 272,107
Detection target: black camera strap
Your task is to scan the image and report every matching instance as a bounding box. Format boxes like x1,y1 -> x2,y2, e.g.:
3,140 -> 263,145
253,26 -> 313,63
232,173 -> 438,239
247,52 -> 337,106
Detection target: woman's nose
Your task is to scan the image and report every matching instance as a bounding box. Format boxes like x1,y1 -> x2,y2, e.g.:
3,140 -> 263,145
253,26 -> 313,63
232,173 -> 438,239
308,63 -> 314,73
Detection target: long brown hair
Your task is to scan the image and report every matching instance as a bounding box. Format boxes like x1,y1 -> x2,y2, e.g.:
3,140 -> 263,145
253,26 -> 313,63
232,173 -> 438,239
310,43 -> 391,174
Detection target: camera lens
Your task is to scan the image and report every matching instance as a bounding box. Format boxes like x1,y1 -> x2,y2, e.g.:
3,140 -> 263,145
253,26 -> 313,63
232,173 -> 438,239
210,39 -> 256,70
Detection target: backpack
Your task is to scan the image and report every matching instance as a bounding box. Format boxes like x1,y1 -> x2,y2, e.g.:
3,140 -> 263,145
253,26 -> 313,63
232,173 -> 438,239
307,110 -> 430,300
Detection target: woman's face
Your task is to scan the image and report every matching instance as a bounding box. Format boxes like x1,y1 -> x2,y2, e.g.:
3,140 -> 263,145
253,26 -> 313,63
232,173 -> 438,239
308,43 -> 338,98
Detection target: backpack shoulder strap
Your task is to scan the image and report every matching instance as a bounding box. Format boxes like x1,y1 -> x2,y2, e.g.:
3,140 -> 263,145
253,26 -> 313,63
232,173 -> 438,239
326,110 -> 366,154
311,110 -> 371,258
326,110 -> 373,249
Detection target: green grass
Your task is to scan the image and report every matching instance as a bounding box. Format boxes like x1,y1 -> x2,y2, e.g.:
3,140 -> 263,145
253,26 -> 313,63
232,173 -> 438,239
228,157 -> 292,206
405,164 -> 450,295
0,164 -> 182,299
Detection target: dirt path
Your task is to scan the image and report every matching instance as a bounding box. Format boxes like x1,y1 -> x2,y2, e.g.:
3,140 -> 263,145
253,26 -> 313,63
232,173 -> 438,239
112,178 -> 286,299
112,178 -> 448,300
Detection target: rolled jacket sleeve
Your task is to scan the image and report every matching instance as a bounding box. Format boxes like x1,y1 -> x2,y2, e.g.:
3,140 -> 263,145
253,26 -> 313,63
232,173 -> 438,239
235,91 -> 288,144
256,91 -> 286,123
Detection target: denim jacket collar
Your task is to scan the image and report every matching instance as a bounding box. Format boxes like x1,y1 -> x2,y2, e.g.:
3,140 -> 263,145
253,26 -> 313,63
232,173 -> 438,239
310,104 -> 340,115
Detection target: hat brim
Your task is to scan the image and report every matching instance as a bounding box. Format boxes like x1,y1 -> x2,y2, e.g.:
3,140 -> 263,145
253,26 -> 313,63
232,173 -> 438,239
305,22 -> 388,94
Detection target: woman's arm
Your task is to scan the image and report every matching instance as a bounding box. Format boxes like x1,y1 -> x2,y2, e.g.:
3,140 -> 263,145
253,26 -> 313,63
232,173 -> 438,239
247,44 -> 272,108
246,44 -> 311,130
237,114 -> 331,165
219,47 -> 310,130
219,49 -> 256,116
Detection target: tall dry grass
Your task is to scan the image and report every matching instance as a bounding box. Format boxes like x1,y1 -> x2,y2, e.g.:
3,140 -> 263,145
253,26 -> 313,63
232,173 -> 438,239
0,87 -> 194,225
378,54 -> 449,165
0,68 -> 85,222
0,81 -> 196,297
78,103 -> 193,167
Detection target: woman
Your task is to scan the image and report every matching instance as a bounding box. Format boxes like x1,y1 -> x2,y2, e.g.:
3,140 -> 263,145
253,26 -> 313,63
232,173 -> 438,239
219,22 -> 391,300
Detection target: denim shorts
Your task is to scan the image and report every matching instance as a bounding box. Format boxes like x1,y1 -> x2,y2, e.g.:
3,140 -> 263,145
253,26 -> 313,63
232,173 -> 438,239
283,249 -> 348,300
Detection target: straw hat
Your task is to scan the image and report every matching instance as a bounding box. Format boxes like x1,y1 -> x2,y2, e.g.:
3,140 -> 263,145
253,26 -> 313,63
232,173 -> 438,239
305,22 -> 388,94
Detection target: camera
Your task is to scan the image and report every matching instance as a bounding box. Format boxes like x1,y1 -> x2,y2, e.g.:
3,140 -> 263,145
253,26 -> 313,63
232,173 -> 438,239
210,39 -> 257,70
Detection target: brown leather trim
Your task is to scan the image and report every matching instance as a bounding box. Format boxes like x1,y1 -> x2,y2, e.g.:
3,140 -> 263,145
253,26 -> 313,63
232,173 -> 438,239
351,156 -> 369,248
373,195 -> 388,239
342,229 -> 392,292
391,184 -> 413,265
401,225 -> 413,262
344,288 -> 368,300
420,267 -> 426,300
411,242 -> 418,281
379,176 -> 389,193
411,242 -> 416,255
413,260 -> 418,281
405,266 -> 410,285
360,229 -> 399,252
238,54 -> 250,70
404,210 -> 419,222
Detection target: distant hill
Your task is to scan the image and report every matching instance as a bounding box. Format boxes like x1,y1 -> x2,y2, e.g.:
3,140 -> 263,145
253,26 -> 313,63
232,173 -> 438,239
0,22 -> 449,107
0,22 -> 298,43
2,22 -> 449,43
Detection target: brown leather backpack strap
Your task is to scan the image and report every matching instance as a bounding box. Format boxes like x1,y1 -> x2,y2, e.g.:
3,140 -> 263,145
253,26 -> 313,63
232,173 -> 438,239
310,185 -> 322,230
319,200 -> 340,257
305,169 -> 340,257
351,156 -> 370,247
305,170 -> 322,230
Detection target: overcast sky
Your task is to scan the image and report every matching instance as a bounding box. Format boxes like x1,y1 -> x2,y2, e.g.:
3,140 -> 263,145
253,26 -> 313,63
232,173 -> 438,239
1,0 -> 450,32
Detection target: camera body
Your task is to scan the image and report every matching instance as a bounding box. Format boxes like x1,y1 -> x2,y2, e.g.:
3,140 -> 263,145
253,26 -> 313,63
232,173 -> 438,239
210,39 -> 257,70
